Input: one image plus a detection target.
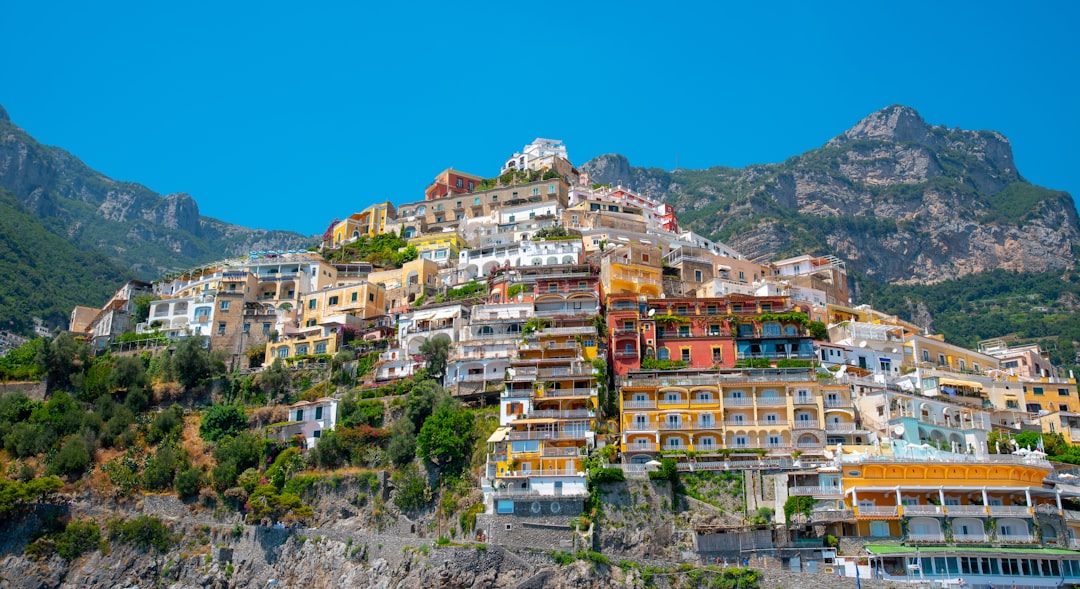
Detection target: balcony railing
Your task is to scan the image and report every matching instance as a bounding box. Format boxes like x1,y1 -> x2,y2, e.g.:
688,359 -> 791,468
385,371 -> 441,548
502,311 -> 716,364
756,397 -> 787,407
626,443 -> 658,452
790,486 -> 843,497
856,506 -> 898,517
539,387 -> 596,398
690,398 -> 719,405
695,421 -> 720,430
824,399 -> 851,408
490,489 -> 589,500
996,534 -> 1035,543
538,367 -> 595,378
793,420 -> 820,429
907,533 -> 946,543
1064,509 -> 1080,522
904,505 -> 945,516
944,505 -> 988,516
525,409 -> 594,420
658,422 -> 691,431
542,447 -> 581,457
723,397 -> 754,406
825,423 -> 856,433
987,505 -> 1032,517
624,400 -> 657,409
506,430 -> 589,441
502,468 -> 580,478
953,533 -> 989,543
793,396 -> 816,405
614,350 -> 639,358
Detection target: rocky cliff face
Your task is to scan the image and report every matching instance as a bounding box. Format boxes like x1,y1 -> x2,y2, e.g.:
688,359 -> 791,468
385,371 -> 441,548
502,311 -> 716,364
0,105 -> 315,279
582,105 -> 1080,284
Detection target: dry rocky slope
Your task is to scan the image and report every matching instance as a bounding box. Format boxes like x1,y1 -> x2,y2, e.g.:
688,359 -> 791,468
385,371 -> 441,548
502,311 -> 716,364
0,104 -> 314,279
582,105 -> 1080,284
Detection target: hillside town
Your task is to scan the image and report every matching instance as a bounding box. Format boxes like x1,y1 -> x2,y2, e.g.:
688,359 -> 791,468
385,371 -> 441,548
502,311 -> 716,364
63,138 -> 1080,588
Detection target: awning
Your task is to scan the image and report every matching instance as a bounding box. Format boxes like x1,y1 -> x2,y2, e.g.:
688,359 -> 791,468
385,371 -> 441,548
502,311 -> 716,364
939,378 -> 983,389
487,427 -> 510,443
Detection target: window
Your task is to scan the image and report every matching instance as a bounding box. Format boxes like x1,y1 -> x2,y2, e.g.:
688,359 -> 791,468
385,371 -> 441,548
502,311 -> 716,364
709,324 -> 721,336
351,292 -> 358,302
263,323 -> 271,334
509,215 -> 515,222
678,325 -> 690,337
532,187 -> 539,196
313,430 -> 321,439
295,409 -> 304,421
658,348 -> 670,360
958,359 -> 967,371
706,304 -> 718,314
492,195 -> 498,202
243,323 -> 250,333
642,254 -> 650,263
305,319 -> 316,327
328,296 -> 339,306
456,200 -> 462,208
315,342 -> 327,354
296,344 -> 308,355
681,348 -> 691,362
1034,387 -> 1044,395
220,301 -> 230,311
738,271 -> 745,280
938,353 -> 946,365
1060,388 -> 1071,396
548,283 -> 558,293
548,184 -> 556,194
468,181 -> 475,190
473,197 -> 480,205
712,347 -> 723,363
369,293 -> 375,302
456,178 -> 463,188
922,350 -> 930,362
315,406 -> 323,420
623,321 -> 634,331
217,322 -> 226,335
309,299 -> 317,310
761,303 -> 772,313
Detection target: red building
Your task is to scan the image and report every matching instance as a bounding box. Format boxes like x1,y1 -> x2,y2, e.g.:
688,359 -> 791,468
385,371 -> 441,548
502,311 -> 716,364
424,168 -> 485,201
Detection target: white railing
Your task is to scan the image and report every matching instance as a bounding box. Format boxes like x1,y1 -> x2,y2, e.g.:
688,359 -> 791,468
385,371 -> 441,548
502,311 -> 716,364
945,505 -> 988,516
659,422 -> 690,431
904,505 -> 944,516
695,421 -> 720,430
623,400 -> 657,409
793,396 -> 816,405
857,506 -> 898,517
824,399 -> 851,408
756,397 -> 787,406
626,443 -> 657,452
723,397 -> 754,406
988,506 -> 1032,517
506,430 -> 588,441
793,420 -> 820,429
690,398 -> 719,405
790,486 -> 843,496
542,447 -> 580,457
906,533 -> 946,543
525,409 -> 594,420
825,423 -> 856,433
539,388 -> 595,398
490,489 -> 589,500
996,534 -> 1034,543
952,533 -> 988,543
503,468 -> 580,478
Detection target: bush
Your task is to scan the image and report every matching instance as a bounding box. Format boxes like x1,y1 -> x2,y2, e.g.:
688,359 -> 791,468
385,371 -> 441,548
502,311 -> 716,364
199,405 -> 247,442
143,445 -> 186,491
108,515 -> 176,553
147,404 -> 185,444
391,464 -> 430,513
589,467 -> 625,485
55,519 -> 102,560
174,467 -> 204,498
50,436 -> 92,479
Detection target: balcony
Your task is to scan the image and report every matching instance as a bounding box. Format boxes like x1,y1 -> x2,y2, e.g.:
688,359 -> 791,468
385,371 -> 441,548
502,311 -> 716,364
856,506 -> 899,518
790,486 -> 844,497
542,446 -> 581,457
944,505 -> 988,516
540,387 -> 596,398
506,430 -> 589,441
907,533 -> 946,543
502,468 -> 580,478
793,396 -> 816,405
658,422 -> 691,431
613,327 -> 638,335
538,367 -> 595,378
796,441 -> 824,449
953,533 -> 989,543
624,400 -> 657,409
614,349 -> 639,358
626,443 -> 658,453
793,420 -> 820,430
490,489 -> 589,500
824,399 -> 851,408
695,421 -> 720,430
987,506 -> 1032,517
824,423 -> 857,433
903,505 -> 945,516
525,409 -> 594,420
812,509 -> 854,522
723,397 -> 754,406
690,398 -> 720,406
996,534 -> 1035,544
755,397 -> 787,407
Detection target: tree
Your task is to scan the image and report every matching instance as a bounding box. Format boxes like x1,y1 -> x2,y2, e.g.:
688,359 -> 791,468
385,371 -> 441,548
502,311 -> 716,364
132,293 -> 158,324
173,336 -> 212,390
50,435 -> 92,479
259,359 -> 289,400
416,397 -> 475,476
784,495 -> 815,522
199,405 -> 247,442
174,466 -> 204,498
419,338 -> 450,383
404,379 -> 443,430
386,418 -> 417,467
808,320 -> 828,341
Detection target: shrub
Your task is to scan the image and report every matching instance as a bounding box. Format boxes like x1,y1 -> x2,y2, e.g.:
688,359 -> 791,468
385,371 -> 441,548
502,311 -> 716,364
199,405 -> 247,442
175,467 -> 205,498
49,436 -> 92,479
391,464 -> 430,513
55,519 -> 102,560
108,515 -> 176,553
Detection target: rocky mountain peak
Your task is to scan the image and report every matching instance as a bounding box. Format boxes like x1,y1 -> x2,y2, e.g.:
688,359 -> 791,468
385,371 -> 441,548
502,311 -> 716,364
829,104 -> 932,145
0,104 -> 9,122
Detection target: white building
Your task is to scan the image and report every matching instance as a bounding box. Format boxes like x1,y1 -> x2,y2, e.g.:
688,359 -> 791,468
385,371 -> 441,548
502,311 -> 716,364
502,138 -> 569,173
138,294 -> 217,338
279,398 -> 338,449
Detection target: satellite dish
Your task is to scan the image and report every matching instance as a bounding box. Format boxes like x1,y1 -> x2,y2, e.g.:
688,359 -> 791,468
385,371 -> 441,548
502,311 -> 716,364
891,348 -> 900,354
858,341 -> 867,348
893,425 -> 905,436
648,308 -> 656,316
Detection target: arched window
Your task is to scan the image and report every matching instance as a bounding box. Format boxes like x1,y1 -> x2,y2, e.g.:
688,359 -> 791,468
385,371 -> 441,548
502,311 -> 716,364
658,348 -> 670,361
762,322 -> 781,337
783,325 -> 797,336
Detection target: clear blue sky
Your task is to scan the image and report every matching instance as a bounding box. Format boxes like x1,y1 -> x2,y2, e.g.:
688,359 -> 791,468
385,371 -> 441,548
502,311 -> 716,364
2,1 -> 1077,236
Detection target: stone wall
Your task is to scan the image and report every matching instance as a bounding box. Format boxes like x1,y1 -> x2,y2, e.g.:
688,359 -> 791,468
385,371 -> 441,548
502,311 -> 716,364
477,514 -> 578,550
0,380 -> 47,401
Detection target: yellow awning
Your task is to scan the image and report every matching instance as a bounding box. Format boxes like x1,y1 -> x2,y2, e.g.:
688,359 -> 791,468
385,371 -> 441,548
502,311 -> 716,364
939,378 -> 983,389
487,427 -> 510,443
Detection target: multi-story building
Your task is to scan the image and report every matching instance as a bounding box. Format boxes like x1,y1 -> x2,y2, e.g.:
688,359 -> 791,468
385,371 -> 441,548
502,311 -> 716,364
456,238 -> 584,282
272,397 -> 339,449
368,257 -> 441,313
769,254 -> 849,306
408,231 -> 467,266
72,280 -> 153,352
446,303 -> 531,396
424,168 -> 484,201
981,339 -> 1059,379
501,138 -> 569,174
297,281 -> 386,328
397,302 -> 470,355
326,202 -> 398,248
264,323 -> 340,365
599,243 -> 663,298
617,367 -> 830,467
397,179 -> 569,233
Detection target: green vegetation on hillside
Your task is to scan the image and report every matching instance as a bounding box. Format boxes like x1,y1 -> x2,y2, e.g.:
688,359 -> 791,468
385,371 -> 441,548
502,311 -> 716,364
0,189 -> 130,332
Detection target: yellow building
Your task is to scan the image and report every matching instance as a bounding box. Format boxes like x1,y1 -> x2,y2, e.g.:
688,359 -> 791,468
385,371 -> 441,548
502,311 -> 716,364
407,232 -> 466,266
617,368 -> 837,466
298,281 -> 386,327
264,325 -> 339,365
329,202 -> 398,247
599,243 -> 662,297
367,257 -> 441,310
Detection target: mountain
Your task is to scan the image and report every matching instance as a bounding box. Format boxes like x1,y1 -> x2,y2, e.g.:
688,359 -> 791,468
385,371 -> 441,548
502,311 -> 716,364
0,104 -> 316,280
582,105 -> 1080,285
0,188 -> 130,332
